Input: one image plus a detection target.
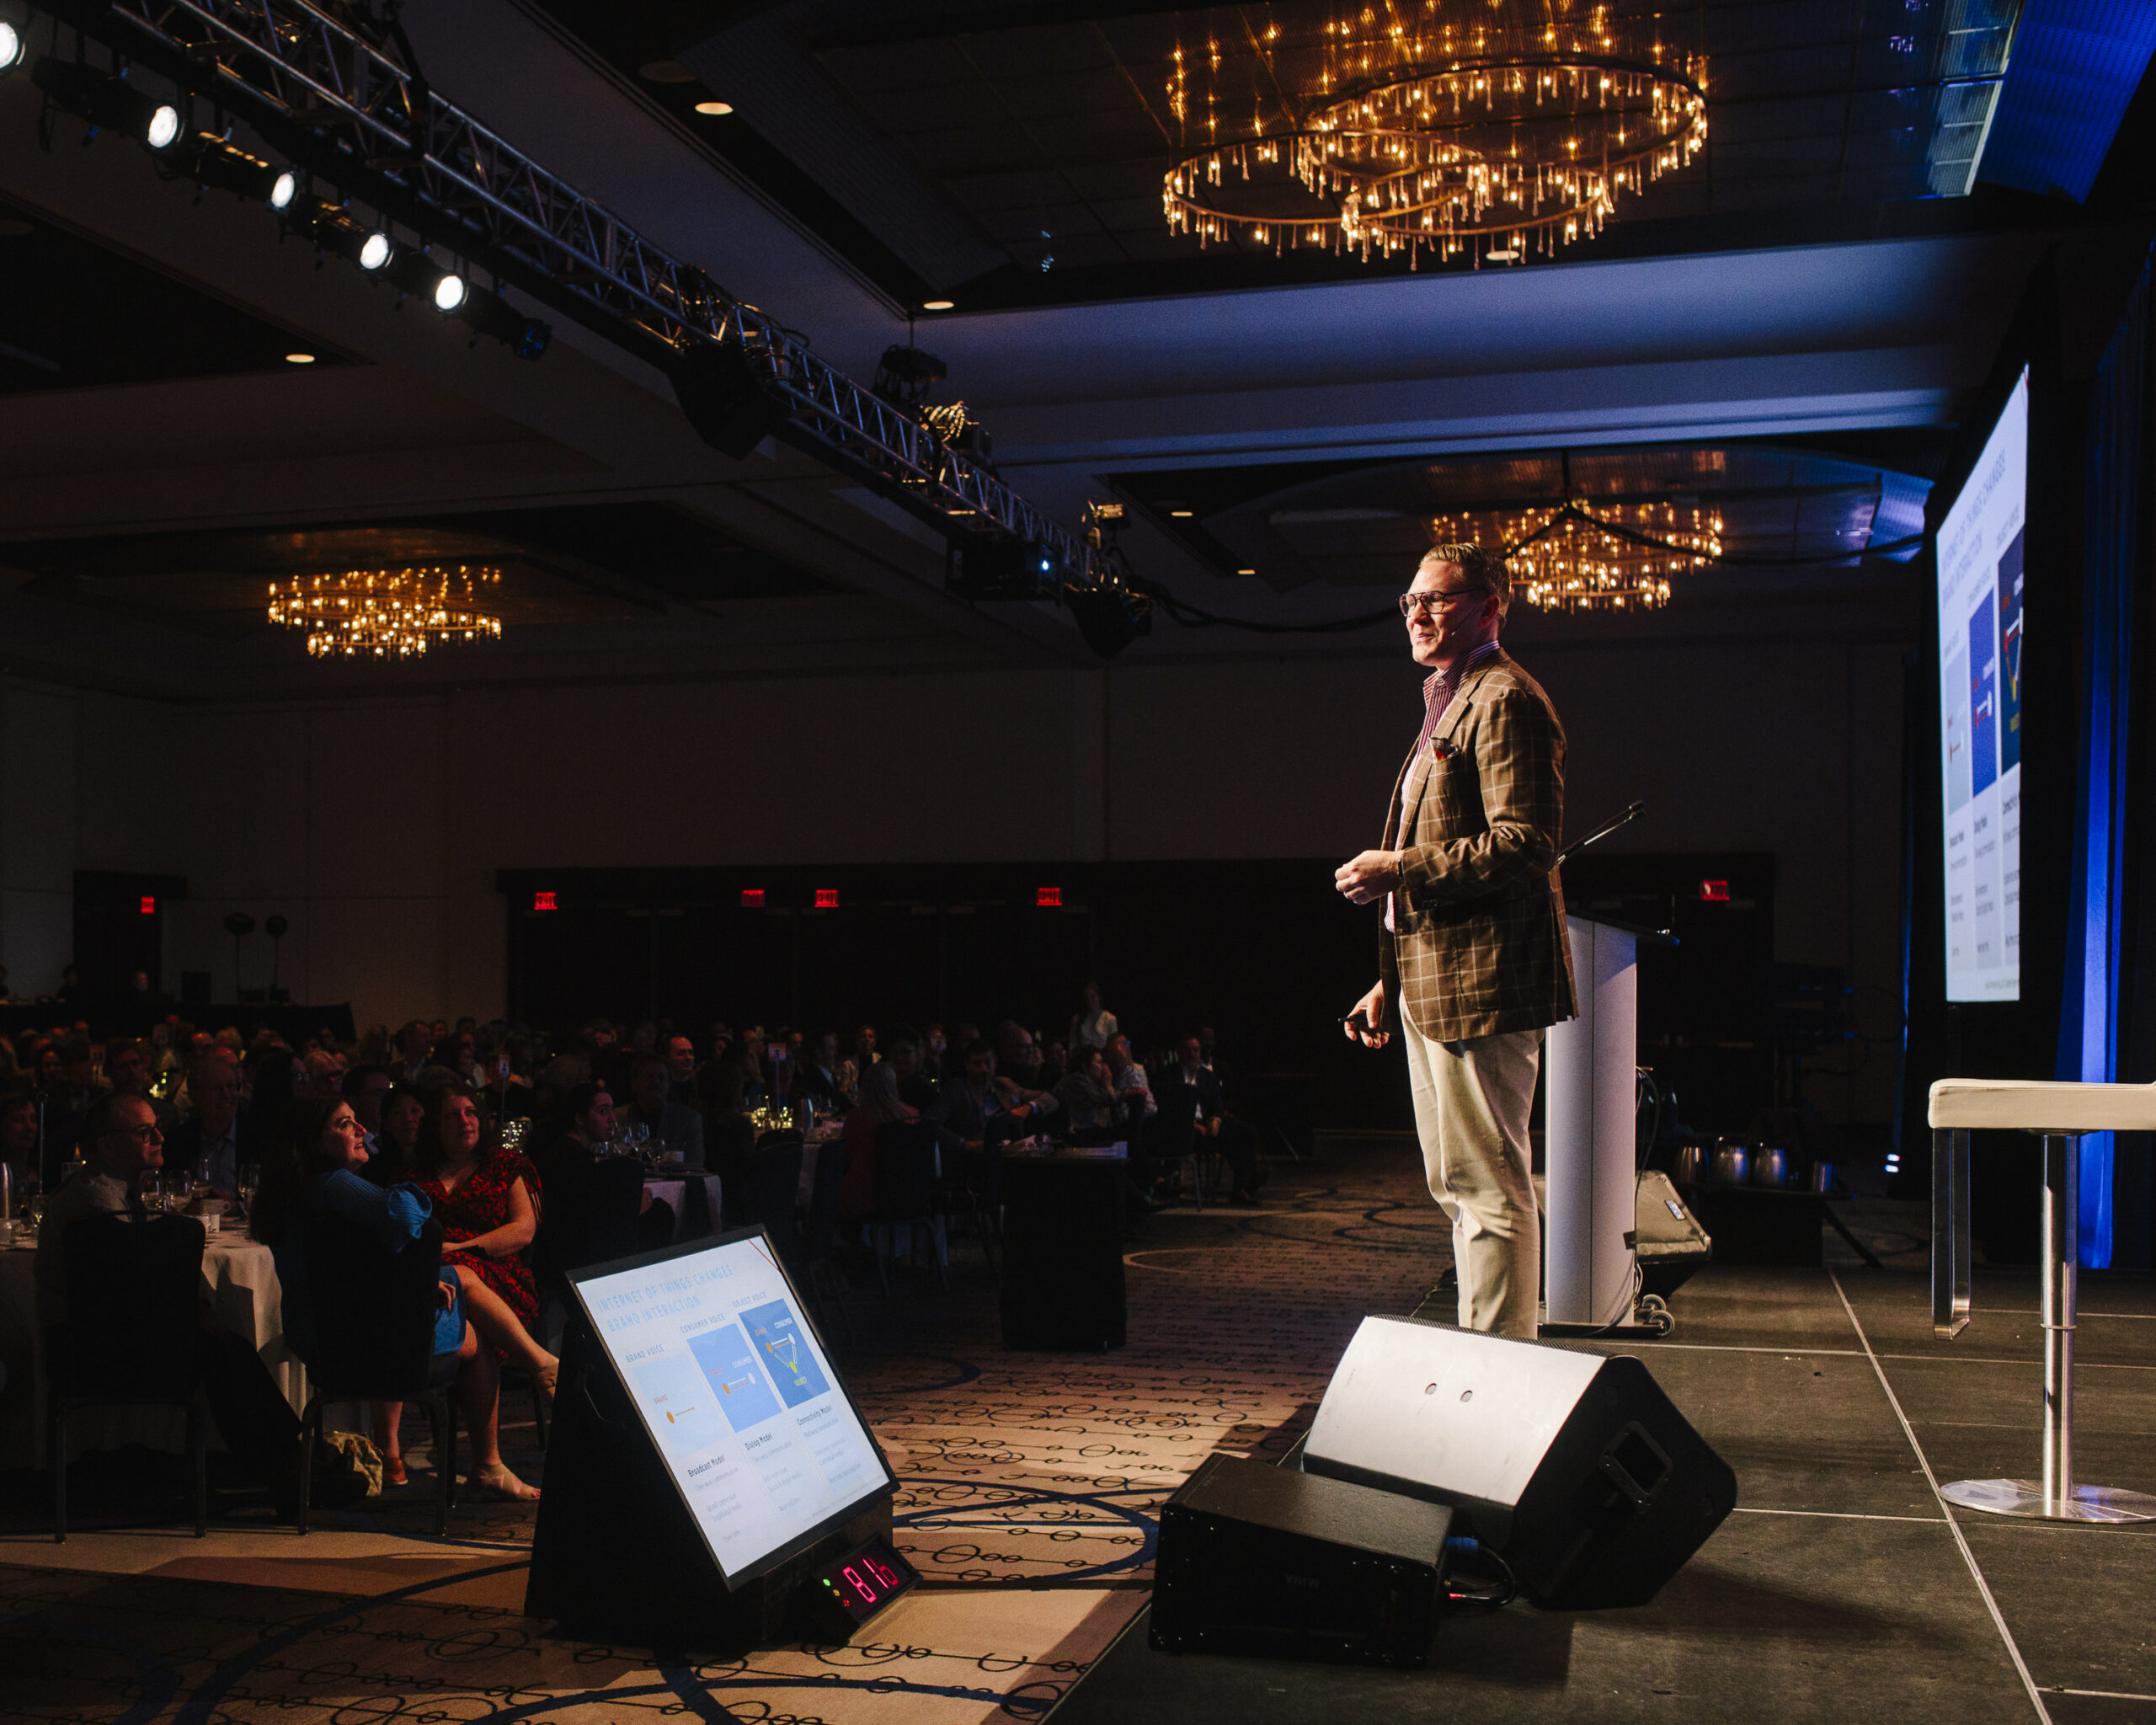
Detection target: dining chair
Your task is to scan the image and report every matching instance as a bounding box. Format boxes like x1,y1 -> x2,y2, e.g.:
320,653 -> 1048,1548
296,1210 -> 458,1534
51,1213 -> 209,1541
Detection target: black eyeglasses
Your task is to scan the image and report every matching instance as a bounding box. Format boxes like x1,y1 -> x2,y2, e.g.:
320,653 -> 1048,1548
1398,589 -> 1478,619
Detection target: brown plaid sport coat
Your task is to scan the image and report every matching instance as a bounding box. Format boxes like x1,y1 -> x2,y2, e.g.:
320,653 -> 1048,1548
1377,649 -> 1577,1042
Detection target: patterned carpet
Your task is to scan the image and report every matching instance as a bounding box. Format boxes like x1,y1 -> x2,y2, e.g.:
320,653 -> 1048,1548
0,1133 -> 1457,1724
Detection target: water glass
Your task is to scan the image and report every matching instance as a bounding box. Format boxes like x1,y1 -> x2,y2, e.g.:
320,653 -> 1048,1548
237,1163 -> 261,1212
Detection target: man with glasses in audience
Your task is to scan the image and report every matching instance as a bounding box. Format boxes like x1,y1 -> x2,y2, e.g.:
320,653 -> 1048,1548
36,1092 -> 323,1508
1336,542 -> 1576,1340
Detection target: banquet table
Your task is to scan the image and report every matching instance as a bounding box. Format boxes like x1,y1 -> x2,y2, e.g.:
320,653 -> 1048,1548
0,1226 -> 308,1471
641,1172 -> 723,1240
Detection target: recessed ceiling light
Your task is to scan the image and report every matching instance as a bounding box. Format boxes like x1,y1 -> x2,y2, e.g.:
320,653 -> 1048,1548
1169,508 -> 1194,518
1486,248 -> 1521,261
921,299 -> 955,311
640,59 -> 697,83
285,352 -> 316,365
1237,567 -> 1257,575
693,100 -> 734,115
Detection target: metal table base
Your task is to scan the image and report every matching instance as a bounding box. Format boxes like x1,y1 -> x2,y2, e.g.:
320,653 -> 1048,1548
1933,1128 -> 2156,1525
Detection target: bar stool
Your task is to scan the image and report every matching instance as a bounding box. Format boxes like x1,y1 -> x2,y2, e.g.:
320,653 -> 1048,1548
1929,1076 -> 2156,1522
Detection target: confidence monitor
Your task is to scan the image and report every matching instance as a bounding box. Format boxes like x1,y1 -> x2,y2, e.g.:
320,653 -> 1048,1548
1937,367 -> 2028,1002
526,1227 -> 896,1649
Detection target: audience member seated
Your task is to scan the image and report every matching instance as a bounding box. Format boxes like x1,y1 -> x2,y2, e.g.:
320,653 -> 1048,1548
37,1093 -> 307,1503
1035,1039 -> 1070,1093
104,1037 -> 177,1132
341,1065 -> 393,1139
621,1054 -> 705,1165
250,1095 -> 481,1490
530,1082 -> 675,1252
664,1035 -> 703,1112
884,1030 -> 940,1116
940,1040 -> 1054,1151
995,1022 -> 1046,1090
407,1087 -> 553,1500
40,1039 -> 107,1187
840,1062 -> 916,1225
1054,1046 -> 1124,1141
1155,1033 -> 1262,1206
1105,1034 -> 1156,1123
394,1021 -> 435,1084
167,1054 -> 262,1198
792,1030 -> 846,1113
2,1087 -> 38,1194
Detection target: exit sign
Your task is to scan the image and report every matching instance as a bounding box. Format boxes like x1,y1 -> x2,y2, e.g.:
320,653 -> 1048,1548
532,890 -> 558,911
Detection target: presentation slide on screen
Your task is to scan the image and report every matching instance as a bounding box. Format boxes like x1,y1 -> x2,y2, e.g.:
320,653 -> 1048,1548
574,1236 -> 886,1578
1937,368 -> 2026,1002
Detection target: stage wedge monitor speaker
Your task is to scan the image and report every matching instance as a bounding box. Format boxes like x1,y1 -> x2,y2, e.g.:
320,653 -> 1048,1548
1301,1316 -> 1735,1609
1151,1454 -> 1454,1668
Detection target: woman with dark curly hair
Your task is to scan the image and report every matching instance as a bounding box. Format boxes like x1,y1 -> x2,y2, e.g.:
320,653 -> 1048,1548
404,1086 -> 557,1499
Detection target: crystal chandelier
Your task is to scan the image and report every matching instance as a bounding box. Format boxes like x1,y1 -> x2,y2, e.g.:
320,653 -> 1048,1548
267,565 -> 504,658
1428,499 -> 1723,612
1162,1 -> 1708,268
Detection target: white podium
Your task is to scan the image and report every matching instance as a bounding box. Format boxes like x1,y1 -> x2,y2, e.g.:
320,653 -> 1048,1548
1544,915 -> 1665,1331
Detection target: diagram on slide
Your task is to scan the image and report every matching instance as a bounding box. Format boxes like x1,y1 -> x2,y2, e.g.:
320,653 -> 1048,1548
740,1299 -> 830,1407
687,1322 -> 783,1433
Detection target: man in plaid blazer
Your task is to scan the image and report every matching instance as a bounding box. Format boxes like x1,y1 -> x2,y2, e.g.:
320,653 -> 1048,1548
1337,543 -> 1576,1338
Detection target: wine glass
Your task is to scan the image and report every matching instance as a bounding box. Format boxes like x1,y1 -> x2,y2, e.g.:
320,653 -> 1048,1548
237,1162 -> 261,1222
143,1171 -> 167,1214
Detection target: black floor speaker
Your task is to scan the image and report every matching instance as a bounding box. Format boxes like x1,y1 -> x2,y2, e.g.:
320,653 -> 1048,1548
1299,1315 -> 1736,1609
1150,1454 -> 1454,1668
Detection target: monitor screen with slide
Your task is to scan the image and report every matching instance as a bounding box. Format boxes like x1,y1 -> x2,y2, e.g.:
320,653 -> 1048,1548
567,1230 -> 893,1584
1937,368 -> 2027,1003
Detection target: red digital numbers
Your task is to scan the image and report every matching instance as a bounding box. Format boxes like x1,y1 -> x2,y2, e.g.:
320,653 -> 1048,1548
843,1565 -> 878,1605
863,1556 -> 904,1589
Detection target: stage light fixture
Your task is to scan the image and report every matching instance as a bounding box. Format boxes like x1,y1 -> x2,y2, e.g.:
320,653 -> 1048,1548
454,282 -> 552,359
32,58 -> 184,150
433,271 -> 467,312
169,132 -> 292,206
357,230 -> 392,271
0,23 -> 24,72
951,537 -> 1064,601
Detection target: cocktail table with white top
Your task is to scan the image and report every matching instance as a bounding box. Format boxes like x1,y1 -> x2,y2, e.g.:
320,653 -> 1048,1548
1929,1075 -> 2156,1522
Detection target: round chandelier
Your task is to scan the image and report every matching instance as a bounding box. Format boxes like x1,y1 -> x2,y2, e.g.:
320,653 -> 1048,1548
267,565 -> 504,658
1428,499 -> 1723,612
1161,2 -> 1708,268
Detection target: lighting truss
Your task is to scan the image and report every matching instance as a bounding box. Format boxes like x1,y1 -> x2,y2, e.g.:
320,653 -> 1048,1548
29,0 -> 1123,591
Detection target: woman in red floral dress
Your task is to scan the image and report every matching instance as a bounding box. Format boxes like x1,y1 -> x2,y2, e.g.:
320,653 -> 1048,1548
412,1087 -> 555,1499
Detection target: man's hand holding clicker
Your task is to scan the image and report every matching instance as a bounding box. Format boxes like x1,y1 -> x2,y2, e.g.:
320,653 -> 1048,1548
1333,849 -> 1402,906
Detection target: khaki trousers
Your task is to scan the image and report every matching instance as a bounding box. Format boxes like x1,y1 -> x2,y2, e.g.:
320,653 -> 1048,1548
1403,1020 -> 1544,1338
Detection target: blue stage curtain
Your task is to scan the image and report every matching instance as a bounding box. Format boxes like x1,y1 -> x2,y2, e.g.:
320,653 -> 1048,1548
2057,248 -> 2151,1268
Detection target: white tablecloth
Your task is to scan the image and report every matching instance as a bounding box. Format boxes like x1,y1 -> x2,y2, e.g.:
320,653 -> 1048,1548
642,1174 -> 723,1238
0,1232 -> 308,1470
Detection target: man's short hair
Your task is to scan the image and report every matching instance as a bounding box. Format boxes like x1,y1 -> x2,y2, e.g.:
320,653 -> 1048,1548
1419,541 -> 1512,623
341,1064 -> 387,1098
83,1089 -> 145,1143
963,1039 -> 995,1060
